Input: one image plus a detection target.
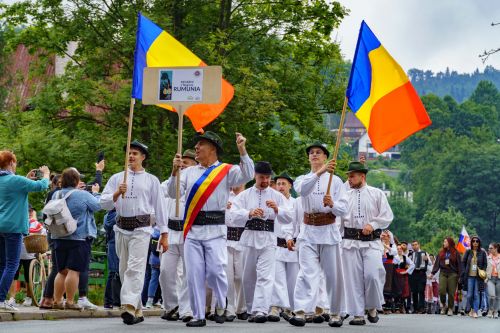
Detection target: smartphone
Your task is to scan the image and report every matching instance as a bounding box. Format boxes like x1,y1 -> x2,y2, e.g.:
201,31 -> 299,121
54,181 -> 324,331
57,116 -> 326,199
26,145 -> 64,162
34,169 -> 43,180
97,151 -> 105,163
85,184 -> 93,192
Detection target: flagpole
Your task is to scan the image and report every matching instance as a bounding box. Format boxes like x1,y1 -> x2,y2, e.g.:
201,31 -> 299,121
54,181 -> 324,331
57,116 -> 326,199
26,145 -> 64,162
122,98 -> 136,198
326,96 -> 348,195
175,106 -> 184,217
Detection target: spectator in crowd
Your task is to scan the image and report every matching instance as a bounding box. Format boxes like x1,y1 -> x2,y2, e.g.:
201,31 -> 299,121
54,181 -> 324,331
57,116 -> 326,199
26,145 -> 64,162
461,236 -> 487,318
486,242 -> 500,318
104,209 -> 121,309
51,168 -> 101,310
0,150 -> 50,312
425,254 -> 440,314
409,240 -> 431,314
381,230 -> 397,314
146,227 -> 161,309
431,237 -> 461,316
393,244 -> 414,314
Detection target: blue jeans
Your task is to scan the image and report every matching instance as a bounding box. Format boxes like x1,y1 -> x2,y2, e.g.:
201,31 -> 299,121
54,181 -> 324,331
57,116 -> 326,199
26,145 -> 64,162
147,266 -> 160,298
467,277 -> 480,312
0,233 -> 22,302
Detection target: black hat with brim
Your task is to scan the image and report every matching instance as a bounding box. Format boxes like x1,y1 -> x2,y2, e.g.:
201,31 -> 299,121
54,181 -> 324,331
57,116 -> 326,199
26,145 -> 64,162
124,140 -> 149,159
306,141 -> 330,158
346,161 -> 368,174
193,131 -> 223,155
255,161 -> 273,175
274,172 -> 294,185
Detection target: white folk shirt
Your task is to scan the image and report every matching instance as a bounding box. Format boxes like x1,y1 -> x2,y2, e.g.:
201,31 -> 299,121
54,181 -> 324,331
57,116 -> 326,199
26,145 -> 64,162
231,186 -> 293,250
293,171 -> 348,245
226,191 -> 244,251
100,169 -> 169,235
161,174 -> 186,245
166,155 -> 254,241
341,184 -> 393,251
275,196 -> 298,262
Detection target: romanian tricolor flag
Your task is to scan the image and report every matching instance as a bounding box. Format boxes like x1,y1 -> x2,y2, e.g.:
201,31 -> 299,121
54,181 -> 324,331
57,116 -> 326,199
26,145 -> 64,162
132,13 -> 234,132
456,225 -> 471,254
346,21 -> 431,153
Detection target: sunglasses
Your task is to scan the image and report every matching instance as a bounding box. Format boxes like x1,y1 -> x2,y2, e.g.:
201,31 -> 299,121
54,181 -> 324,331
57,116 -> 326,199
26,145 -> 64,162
472,240 -> 479,243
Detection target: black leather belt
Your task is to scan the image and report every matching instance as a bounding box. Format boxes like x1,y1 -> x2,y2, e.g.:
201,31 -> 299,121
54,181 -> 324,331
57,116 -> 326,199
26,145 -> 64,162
245,219 -> 274,232
227,227 -> 245,241
168,219 -> 184,232
116,215 -> 151,231
343,227 -> 382,241
192,211 -> 225,226
277,237 -> 296,248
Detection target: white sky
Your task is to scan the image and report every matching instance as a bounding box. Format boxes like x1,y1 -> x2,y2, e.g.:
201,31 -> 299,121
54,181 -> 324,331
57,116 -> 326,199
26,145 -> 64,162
335,0 -> 500,73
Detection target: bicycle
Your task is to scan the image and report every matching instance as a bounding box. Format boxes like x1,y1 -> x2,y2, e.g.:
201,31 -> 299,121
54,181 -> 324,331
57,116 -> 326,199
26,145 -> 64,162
24,234 -> 51,307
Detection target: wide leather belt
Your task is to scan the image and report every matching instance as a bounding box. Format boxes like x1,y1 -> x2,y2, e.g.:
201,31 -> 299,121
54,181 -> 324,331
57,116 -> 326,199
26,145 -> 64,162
343,227 -> 382,241
192,211 -> 225,226
303,212 -> 336,226
227,227 -> 245,241
168,219 -> 184,232
245,218 -> 274,232
116,215 -> 151,231
277,237 -> 297,248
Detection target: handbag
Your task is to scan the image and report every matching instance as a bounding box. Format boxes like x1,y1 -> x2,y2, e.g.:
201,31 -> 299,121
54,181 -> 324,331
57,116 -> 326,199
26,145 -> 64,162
478,268 -> 487,280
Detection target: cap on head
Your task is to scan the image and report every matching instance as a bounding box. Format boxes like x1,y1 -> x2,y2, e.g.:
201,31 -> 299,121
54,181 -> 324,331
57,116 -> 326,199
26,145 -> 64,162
306,141 -> 330,158
274,172 -> 294,186
346,161 -> 368,174
182,149 -> 196,161
255,161 -> 273,175
193,131 -> 223,155
125,140 -> 149,160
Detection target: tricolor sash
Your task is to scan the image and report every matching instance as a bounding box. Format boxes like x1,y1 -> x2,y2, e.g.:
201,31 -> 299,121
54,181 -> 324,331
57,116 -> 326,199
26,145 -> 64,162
183,163 -> 232,238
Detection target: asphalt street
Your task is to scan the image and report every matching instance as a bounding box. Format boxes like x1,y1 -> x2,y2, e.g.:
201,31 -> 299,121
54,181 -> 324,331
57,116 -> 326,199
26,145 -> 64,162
1,314 -> 498,333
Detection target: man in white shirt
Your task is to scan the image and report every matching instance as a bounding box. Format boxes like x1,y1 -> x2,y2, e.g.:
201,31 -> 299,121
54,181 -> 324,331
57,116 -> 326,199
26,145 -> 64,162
230,162 -> 293,323
289,142 -> 348,327
341,161 -> 393,325
166,131 -> 254,327
100,140 -> 169,325
269,172 -> 298,322
159,149 -> 197,322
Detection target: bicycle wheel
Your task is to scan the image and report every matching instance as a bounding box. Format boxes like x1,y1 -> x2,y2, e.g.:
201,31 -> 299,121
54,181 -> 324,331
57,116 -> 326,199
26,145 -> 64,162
28,258 -> 46,307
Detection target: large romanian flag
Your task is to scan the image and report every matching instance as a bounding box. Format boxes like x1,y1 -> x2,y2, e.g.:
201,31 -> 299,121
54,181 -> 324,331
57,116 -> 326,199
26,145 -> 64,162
346,21 -> 431,153
131,13 -> 234,132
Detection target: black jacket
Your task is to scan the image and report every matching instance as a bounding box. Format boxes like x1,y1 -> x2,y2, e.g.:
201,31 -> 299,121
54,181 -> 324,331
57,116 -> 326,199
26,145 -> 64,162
461,248 -> 487,291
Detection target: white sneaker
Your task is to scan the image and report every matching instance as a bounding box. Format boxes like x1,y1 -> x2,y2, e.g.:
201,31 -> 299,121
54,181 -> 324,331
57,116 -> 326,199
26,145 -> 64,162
77,297 -> 98,310
0,301 -> 19,312
153,301 -> 162,308
145,300 -> 153,309
7,297 -> 16,306
22,297 -> 33,307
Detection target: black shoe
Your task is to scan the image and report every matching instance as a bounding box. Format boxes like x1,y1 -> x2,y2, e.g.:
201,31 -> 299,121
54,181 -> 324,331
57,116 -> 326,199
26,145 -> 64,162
267,314 -> 280,322
225,314 -> 236,322
255,314 -> 268,323
282,311 -> 292,322
214,313 -> 226,324
186,319 -> 207,327
104,304 -> 113,309
306,317 -> 313,323
161,309 -> 179,321
343,314 -> 350,320
136,316 -> 144,323
207,313 -> 215,321
349,318 -> 366,326
181,315 -> 193,322
313,315 -> 325,323
289,316 -> 306,327
247,315 -> 255,323
121,311 -> 138,325
328,316 -> 344,327
237,312 -> 249,320
322,313 -> 330,322
367,312 -> 379,323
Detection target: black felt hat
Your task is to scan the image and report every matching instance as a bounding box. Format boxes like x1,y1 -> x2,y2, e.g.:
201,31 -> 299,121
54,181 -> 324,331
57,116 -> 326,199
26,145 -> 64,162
274,172 -> 294,185
193,131 -> 223,155
255,161 -> 273,175
305,141 -> 330,158
346,161 -> 368,174
124,140 -> 149,159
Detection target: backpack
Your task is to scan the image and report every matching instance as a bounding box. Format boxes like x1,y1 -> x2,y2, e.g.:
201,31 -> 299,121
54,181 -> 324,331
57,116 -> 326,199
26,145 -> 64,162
42,189 -> 78,237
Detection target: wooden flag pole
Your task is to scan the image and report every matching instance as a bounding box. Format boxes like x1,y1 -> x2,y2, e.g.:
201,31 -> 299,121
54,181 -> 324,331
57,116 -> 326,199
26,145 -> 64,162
122,98 -> 136,198
175,105 -> 184,217
326,96 -> 348,195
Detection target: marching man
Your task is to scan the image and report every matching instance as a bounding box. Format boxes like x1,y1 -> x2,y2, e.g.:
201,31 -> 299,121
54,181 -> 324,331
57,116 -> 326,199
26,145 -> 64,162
289,141 -> 348,327
100,140 -> 169,325
159,149 -> 197,322
166,132 -> 254,327
230,162 -> 293,323
341,161 -> 393,325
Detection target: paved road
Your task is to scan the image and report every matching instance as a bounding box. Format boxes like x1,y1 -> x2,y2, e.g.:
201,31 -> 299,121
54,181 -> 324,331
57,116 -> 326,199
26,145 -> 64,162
1,314 -> 498,333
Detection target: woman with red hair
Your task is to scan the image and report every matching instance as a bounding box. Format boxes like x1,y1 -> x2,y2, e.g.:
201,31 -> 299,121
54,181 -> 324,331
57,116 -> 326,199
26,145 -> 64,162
430,237 -> 462,316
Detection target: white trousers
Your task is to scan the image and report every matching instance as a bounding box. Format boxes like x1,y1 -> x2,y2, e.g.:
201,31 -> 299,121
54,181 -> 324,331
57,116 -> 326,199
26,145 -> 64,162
342,247 -> 385,316
115,231 -> 150,310
226,246 -> 246,315
293,242 -> 346,315
316,271 -> 329,310
159,244 -> 192,316
242,246 -> 276,314
184,237 -> 228,320
271,260 -> 299,309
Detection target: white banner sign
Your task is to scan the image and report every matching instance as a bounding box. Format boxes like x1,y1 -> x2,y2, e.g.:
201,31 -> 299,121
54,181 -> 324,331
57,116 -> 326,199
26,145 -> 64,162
158,68 -> 204,102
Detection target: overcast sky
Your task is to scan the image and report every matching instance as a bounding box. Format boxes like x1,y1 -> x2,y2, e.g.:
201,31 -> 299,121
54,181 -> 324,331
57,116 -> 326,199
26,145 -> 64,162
335,0 -> 500,74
